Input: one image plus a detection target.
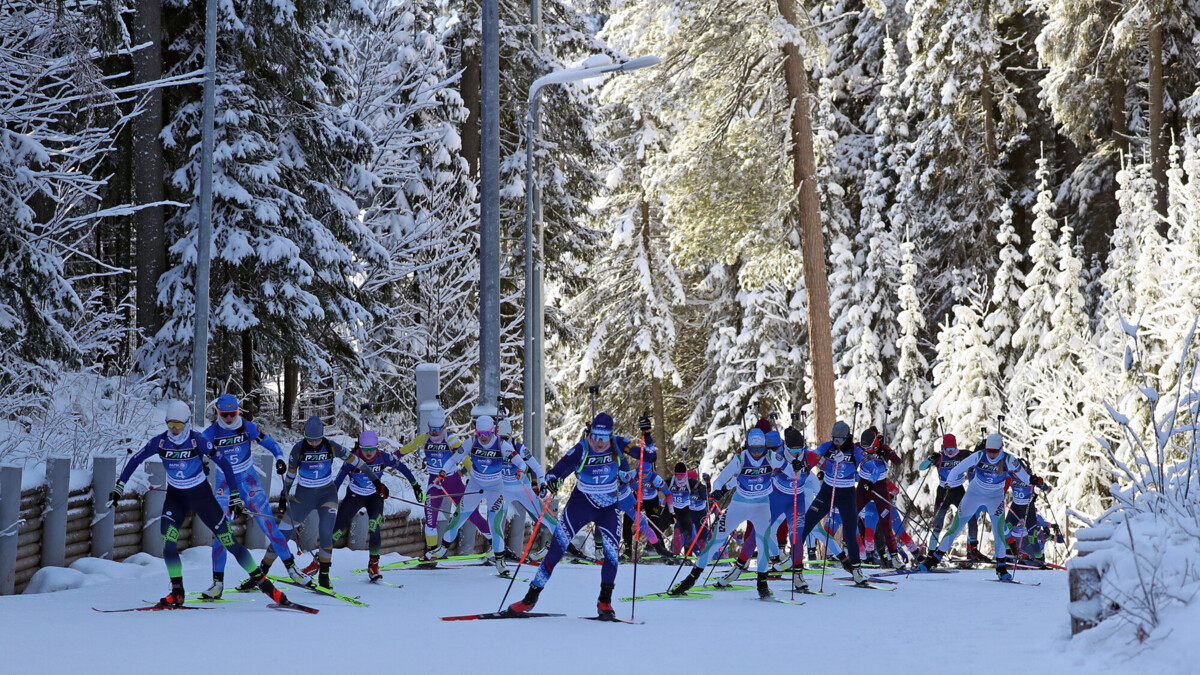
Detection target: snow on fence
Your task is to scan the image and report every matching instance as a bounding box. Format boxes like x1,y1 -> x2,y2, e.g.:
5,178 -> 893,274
0,458 -> 430,595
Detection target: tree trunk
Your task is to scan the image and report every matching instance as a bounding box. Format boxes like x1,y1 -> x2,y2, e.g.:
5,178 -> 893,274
639,194 -> 668,462
241,330 -> 255,417
283,361 -> 299,427
1110,76 -> 1128,155
1148,11 -> 1167,216
777,0 -> 836,439
130,0 -> 165,344
982,69 -> 996,161
461,47 -> 481,178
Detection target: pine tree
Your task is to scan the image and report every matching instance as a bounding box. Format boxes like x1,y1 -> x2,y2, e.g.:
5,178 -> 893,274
924,291 -> 1003,448
886,230 -> 931,484
982,202 -> 1024,380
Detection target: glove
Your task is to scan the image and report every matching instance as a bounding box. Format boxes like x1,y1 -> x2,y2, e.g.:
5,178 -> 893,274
106,482 -> 125,508
375,482 -> 389,499
791,458 -> 805,472
784,426 -> 805,449
275,459 -> 287,475
816,470 -> 825,482
228,492 -> 246,519
544,476 -> 560,494
638,415 -> 652,432
411,482 -> 425,502
927,453 -> 940,465
711,488 -> 727,502
277,494 -> 288,515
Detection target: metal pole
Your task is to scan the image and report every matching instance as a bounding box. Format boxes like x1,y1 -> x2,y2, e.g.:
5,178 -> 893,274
476,0 -> 501,419
530,0 -> 547,481
191,0 -> 217,426
523,103 -> 539,465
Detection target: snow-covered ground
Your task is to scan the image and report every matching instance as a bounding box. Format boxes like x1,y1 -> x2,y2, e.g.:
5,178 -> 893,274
4,549 -> 1188,674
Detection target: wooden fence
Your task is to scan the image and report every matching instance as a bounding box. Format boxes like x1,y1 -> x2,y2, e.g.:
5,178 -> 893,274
0,455 -> 443,595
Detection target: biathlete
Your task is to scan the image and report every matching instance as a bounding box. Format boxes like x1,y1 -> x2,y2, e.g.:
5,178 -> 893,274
107,400 -> 290,607
332,430 -> 424,580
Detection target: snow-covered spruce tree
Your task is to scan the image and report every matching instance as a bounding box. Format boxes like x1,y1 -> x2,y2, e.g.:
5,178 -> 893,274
886,230 -> 931,490
341,0 -> 479,433
899,0 -> 1013,311
147,0 -> 377,405
924,290 -> 1003,449
1009,158 -> 1059,437
982,202 -> 1023,381
0,1 -> 133,404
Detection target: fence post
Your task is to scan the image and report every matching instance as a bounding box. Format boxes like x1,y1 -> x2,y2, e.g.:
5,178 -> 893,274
91,457 -> 116,560
142,461 -> 166,556
41,457 -> 70,569
245,453 -> 273,550
0,466 -> 22,595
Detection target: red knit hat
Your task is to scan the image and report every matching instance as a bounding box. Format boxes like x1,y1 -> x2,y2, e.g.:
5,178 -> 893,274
943,433 -> 957,449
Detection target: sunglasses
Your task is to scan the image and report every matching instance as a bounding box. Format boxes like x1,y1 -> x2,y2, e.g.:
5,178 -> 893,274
361,445 -> 378,453
590,431 -> 612,441
166,420 -> 186,431
218,410 -> 238,419
428,425 -> 444,433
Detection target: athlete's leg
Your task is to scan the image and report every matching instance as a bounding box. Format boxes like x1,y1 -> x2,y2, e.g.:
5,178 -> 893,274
211,473 -> 232,574
240,472 -> 294,563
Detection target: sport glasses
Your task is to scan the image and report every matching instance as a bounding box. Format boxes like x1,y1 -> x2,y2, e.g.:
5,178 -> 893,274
590,430 -> 612,441
218,410 -> 238,419
166,420 -> 187,432
476,430 -> 495,441
428,425 -> 444,434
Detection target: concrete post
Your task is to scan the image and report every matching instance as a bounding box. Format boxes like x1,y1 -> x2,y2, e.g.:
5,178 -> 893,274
91,457 -> 116,559
142,461 -> 166,556
348,511 -> 368,551
41,457 -> 70,568
415,363 -> 440,434
245,453 -> 274,550
0,466 -> 22,595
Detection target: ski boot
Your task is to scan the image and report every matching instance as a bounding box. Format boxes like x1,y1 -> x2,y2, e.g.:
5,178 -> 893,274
771,555 -> 792,574
807,546 -> 817,562
918,549 -> 943,572
652,540 -> 676,561
566,542 -> 587,559
792,574 -> 810,594
284,558 -> 312,586
881,551 -> 897,570
318,561 -> 332,589
966,542 -> 986,563
996,559 -> 1012,581
863,549 -> 878,566
669,567 -> 702,595
301,557 -> 320,576
158,577 -> 185,608
200,573 -> 224,600
597,583 -> 617,620
508,584 -> 542,614
424,543 -> 448,561
367,555 -> 382,582
756,572 -> 772,599
714,558 -> 747,588
495,554 -> 509,577
502,549 -> 521,562
850,565 -> 868,586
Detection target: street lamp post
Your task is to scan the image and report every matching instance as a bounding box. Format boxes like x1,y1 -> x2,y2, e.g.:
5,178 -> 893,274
523,55 -> 660,465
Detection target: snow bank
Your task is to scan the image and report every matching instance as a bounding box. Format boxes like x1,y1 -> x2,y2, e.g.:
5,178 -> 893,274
23,557 -> 155,594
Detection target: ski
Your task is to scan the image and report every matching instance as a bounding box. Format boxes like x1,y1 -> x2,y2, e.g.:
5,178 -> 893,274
758,596 -> 805,605
93,603 -> 211,613
491,573 -> 529,582
567,557 -> 602,565
840,582 -> 896,591
794,589 -> 837,597
989,578 -> 1042,586
693,584 -> 754,592
266,575 -> 369,608
370,553 -> 488,572
369,579 -> 404,589
185,597 -> 252,604
618,591 -> 712,602
581,615 -> 645,624
268,601 -> 320,614
441,611 -> 566,621
834,576 -> 899,584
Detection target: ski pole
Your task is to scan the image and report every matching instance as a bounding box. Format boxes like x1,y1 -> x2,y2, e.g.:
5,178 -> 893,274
632,418 -> 647,622
790,411 -> 801,601
665,498 -> 720,591
497,482 -> 557,612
